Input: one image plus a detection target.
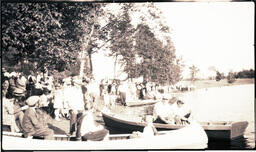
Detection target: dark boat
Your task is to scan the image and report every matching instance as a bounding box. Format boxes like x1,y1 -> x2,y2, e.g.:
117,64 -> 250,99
102,111 -> 248,141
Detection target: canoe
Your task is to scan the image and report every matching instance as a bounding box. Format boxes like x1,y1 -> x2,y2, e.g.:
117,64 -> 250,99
102,111 -> 248,141
2,123 -> 208,150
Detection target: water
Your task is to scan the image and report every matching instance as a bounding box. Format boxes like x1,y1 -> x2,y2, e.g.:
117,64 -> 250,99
105,84 -> 255,149
182,84 -> 255,149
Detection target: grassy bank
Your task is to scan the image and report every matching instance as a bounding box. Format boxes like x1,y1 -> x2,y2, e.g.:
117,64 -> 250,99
182,78 -> 254,90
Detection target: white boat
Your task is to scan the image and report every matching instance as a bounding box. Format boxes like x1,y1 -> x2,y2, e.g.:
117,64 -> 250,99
2,122 -> 208,150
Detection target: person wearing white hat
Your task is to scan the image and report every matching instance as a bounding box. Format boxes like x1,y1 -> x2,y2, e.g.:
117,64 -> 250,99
153,94 -> 175,124
22,96 -> 54,140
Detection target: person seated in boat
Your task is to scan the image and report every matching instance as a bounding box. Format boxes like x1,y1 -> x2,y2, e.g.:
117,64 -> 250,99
76,101 -> 109,141
2,97 -> 24,132
13,98 -> 29,131
153,94 -> 175,124
173,98 -> 192,125
22,96 -> 54,140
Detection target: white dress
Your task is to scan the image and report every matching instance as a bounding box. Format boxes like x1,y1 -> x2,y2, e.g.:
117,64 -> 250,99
54,89 -> 64,109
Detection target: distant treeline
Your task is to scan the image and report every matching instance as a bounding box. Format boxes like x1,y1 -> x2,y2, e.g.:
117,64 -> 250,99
234,69 -> 254,79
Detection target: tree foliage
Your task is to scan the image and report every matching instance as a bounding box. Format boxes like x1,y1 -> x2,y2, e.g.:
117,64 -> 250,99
106,3 -> 183,85
227,71 -> 236,83
1,3 -> 106,76
2,3 -> 72,73
235,69 -> 254,79
2,2 -> 183,84
215,71 -> 225,81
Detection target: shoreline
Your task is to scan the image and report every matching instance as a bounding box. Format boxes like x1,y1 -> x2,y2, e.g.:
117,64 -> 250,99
181,78 -> 254,90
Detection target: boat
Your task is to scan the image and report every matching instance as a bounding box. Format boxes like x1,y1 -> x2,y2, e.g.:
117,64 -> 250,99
2,123 -> 208,150
102,111 -> 249,141
126,99 -> 158,107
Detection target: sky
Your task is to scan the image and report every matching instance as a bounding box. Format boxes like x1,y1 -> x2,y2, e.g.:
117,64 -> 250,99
157,2 -> 254,78
92,2 -> 254,80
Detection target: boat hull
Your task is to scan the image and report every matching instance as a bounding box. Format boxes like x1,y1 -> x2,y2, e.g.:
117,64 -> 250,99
2,123 -> 208,150
102,112 -> 248,141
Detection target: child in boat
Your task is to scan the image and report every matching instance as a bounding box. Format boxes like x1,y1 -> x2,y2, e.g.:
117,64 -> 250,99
142,115 -> 158,137
130,115 -> 158,138
22,96 -> 54,140
76,101 -> 109,141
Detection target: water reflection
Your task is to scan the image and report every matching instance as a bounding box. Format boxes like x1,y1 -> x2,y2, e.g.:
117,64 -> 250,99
208,137 -> 255,150
182,84 -> 255,149
104,84 -> 255,149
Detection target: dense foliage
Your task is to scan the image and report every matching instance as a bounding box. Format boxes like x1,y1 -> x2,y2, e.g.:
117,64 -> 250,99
106,3 -> 183,85
2,2 -> 183,85
215,71 -> 225,81
227,71 -> 236,83
234,69 -> 254,79
2,3 -> 105,76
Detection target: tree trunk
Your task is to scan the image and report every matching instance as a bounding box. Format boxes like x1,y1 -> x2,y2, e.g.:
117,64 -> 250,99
114,55 -> 117,79
79,52 -> 85,78
88,52 -> 93,74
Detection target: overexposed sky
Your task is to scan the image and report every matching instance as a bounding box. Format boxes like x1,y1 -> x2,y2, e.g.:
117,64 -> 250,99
157,2 -> 254,78
92,2 -> 254,80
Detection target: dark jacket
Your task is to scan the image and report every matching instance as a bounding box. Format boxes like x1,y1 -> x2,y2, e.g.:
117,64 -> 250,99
22,108 -> 45,133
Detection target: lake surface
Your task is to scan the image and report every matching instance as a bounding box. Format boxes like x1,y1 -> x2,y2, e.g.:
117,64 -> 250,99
180,84 -> 255,149
106,84 -> 255,149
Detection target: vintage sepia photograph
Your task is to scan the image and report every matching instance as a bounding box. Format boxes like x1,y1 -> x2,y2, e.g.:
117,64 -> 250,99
1,1 -> 255,150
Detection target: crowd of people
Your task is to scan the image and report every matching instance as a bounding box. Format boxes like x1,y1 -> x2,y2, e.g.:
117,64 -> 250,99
2,67 -> 192,141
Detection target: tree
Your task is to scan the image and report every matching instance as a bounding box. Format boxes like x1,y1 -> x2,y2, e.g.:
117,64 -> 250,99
227,71 -> 236,83
1,3 -> 107,78
2,3 -> 76,73
189,65 -> 199,82
235,69 -> 255,78
106,3 -> 183,85
216,71 -> 222,81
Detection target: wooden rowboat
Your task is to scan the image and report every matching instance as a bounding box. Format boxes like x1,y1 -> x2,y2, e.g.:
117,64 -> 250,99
2,123 -> 208,150
102,111 -> 248,141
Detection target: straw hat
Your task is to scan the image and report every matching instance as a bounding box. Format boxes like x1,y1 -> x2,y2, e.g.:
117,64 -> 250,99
10,72 -> 17,77
26,96 -> 40,107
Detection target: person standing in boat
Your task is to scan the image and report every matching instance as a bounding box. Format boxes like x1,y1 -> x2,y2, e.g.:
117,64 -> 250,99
153,95 -> 175,124
65,77 -> 85,136
22,96 -> 54,140
76,101 -> 109,141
